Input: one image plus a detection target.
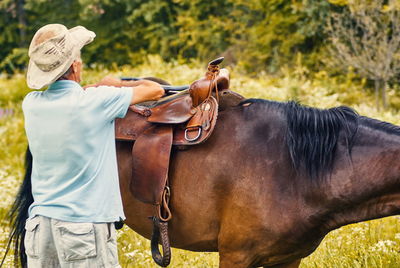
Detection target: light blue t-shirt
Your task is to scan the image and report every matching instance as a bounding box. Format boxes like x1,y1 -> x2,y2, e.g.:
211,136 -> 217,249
22,80 -> 132,223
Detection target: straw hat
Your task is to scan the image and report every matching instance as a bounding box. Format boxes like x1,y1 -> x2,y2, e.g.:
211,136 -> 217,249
27,24 -> 96,89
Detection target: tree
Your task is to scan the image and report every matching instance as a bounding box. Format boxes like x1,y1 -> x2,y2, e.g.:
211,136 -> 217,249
0,0 -> 340,74
327,0 -> 400,109
0,0 -> 26,73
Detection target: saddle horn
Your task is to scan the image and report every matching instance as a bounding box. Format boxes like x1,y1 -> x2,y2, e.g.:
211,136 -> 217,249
208,56 -> 224,66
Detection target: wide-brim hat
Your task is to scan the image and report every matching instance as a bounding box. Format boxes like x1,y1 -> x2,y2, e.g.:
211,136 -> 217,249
27,24 -> 95,89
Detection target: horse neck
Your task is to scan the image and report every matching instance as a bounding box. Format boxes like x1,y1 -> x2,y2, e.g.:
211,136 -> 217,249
313,122 -> 400,234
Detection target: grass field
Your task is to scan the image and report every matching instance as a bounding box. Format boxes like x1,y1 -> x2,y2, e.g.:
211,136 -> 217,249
0,56 -> 399,267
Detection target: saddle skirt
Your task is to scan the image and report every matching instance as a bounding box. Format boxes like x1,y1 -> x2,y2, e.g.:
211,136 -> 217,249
115,94 -> 218,146
115,95 -> 218,205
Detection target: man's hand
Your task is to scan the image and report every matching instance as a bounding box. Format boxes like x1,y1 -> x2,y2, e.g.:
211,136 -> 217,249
130,80 -> 164,105
97,76 -> 122,87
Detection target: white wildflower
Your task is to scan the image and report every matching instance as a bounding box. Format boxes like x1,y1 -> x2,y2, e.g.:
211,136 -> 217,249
369,240 -> 397,253
0,168 -> 20,209
395,233 -> 400,240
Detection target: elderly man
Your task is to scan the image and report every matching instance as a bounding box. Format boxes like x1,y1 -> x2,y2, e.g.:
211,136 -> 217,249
22,24 -> 163,267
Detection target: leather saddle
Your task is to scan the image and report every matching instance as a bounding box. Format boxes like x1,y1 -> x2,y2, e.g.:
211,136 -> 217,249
115,57 -> 244,209
114,57 -> 245,267
116,94 -> 218,208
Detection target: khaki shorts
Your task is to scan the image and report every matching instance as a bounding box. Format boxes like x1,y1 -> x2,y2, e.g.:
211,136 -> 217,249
24,215 -> 120,268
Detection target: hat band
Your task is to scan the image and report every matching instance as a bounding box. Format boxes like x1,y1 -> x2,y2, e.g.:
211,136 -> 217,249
34,48 -> 73,72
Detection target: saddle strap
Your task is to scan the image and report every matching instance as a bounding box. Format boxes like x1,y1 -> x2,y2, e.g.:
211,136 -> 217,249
185,98 -> 217,141
206,64 -> 220,103
131,125 -> 173,205
150,216 -> 171,267
158,186 -> 172,221
172,96 -> 219,145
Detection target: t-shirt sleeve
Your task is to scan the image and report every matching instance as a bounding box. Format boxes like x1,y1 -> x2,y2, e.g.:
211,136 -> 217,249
22,91 -> 40,114
84,86 -> 133,121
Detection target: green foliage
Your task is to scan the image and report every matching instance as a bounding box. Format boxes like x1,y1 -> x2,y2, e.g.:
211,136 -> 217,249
229,0 -> 332,73
173,0 -> 235,60
0,0 -> 24,71
77,0 -> 178,66
328,0 -> 349,6
0,48 -> 29,74
0,0 -> 340,75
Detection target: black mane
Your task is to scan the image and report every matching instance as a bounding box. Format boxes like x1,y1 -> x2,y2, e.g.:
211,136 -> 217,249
359,116 -> 400,136
284,101 -> 359,179
242,99 -> 359,179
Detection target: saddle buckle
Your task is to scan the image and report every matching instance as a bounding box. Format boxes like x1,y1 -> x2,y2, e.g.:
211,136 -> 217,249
184,127 -> 202,142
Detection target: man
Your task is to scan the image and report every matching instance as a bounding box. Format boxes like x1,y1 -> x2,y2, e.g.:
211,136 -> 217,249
22,24 -> 163,267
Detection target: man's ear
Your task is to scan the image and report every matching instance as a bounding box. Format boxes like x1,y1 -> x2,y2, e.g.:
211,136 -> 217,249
72,61 -> 79,73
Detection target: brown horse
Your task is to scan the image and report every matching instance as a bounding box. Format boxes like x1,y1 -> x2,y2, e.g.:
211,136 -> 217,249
117,100 -> 400,268
3,98 -> 400,268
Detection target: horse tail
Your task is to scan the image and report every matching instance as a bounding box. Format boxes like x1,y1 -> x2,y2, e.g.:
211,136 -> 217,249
0,147 -> 33,268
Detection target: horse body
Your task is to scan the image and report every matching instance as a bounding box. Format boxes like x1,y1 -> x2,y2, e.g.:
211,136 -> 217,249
118,100 -> 400,267
118,104 -> 304,266
5,99 -> 400,268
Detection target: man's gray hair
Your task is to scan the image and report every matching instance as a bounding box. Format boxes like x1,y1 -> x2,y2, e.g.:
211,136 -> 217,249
57,51 -> 82,81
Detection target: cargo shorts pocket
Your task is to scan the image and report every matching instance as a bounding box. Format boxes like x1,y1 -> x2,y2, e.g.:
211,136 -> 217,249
24,217 -> 40,258
57,223 -> 97,262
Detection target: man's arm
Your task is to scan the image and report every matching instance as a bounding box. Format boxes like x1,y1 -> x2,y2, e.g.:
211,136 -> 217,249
124,79 -> 164,105
85,76 -> 164,105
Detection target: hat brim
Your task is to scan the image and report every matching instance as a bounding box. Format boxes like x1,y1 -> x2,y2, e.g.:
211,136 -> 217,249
69,26 -> 96,47
27,26 -> 96,90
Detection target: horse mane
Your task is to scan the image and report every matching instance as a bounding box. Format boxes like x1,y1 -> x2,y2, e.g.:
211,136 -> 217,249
359,116 -> 400,136
241,99 -> 359,179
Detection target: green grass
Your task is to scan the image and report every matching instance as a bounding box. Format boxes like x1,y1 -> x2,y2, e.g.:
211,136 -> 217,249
1,56 -> 399,267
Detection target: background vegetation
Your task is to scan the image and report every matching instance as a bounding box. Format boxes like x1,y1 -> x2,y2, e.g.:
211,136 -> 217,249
1,0 -> 342,74
1,0 -> 400,267
4,0 -> 400,108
